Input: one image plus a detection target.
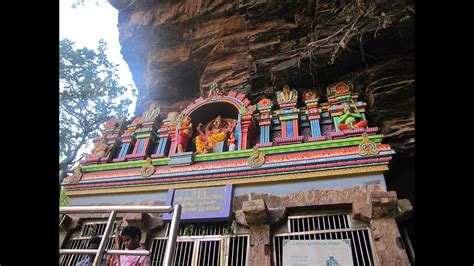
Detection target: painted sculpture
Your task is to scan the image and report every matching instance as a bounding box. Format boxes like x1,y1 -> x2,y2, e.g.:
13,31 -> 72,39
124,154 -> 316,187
248,146 -> 265,168
195,115 -> 236,154
276,85 -> 298,104
142,103 -> 160,122
140,157 -> 155,177
177,116 -> 193,153
303,90 -> 318,101
87,138 -> 110,158
337,102 -> 368,130
228,131 -> 236,151
208,82 -> 224,99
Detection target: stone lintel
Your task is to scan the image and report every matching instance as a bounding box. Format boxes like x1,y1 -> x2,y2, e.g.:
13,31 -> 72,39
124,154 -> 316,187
242,199 -> 269,226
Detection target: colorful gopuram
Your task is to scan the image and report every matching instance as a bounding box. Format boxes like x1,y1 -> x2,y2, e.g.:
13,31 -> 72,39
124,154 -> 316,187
60,82 -> 412,265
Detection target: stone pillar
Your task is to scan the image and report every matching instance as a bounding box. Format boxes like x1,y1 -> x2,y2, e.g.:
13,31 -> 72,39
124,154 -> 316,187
305,98 -> 327,142
249,225 -> 272,266
256,98 -> 273,147
240,114 -> 255,150
59,214 -> 83,248
59,214 -> 72,248
99,118 -> 125,164
352,189 -> 411,265
125,121 -> 159,161
113,123 -> 138,162
371,218 -> 411,266
275,102 -> 304,145
236,198 -> 286,266
152,121 -> 171,158
168,123 -> 178,156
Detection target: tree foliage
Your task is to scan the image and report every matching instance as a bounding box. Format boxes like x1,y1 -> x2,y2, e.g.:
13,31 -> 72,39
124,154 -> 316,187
59,38 -> 134,182
60,187 -> 70,207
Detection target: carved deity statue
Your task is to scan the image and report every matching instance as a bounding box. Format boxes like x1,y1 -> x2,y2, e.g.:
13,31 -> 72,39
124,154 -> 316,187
276,85 -> 298,104
87,138 -> 110,159
166,112 -> 178,123
227,131 -> 236,151
337,102 -> 368,130
303,90 -> 318,101
177,116 -> 193,153
208,82 -> 224,99
194,115 -> 236,154
142,103 -> 160,122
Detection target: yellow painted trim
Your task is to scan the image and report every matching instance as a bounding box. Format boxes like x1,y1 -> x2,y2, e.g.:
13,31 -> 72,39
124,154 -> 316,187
67,165 -> 388,196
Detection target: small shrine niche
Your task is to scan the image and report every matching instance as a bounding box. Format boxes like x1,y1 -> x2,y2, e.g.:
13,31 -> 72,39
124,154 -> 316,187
303,89 -> 327,142
81,117 -> 125,165
256,97 -> 273,147
150,112 -> 177,159
168,83 -> 255,156
110,103 -> 161,162
326,81 -> 378,139
273,85 -> 304,145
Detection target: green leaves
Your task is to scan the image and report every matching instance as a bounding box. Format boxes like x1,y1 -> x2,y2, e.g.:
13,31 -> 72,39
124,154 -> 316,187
59,38 -> 135,181
60,187 -> 70,207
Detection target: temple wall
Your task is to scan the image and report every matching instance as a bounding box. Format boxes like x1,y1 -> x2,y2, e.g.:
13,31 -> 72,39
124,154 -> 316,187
69,191 -> 168,206
68,173 -> 386,206
64,182 -> 410,265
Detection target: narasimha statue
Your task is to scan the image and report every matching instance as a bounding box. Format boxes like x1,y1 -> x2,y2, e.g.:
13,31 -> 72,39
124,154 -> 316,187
194,115 -> 236,154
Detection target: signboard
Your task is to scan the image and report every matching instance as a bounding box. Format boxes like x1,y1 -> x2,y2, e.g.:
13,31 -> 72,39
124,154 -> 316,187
163,184 -> 232,222
282,240 -> 353,266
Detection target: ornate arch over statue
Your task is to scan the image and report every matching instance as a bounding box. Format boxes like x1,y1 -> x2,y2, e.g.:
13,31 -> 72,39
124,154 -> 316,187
169,84 -> 256,155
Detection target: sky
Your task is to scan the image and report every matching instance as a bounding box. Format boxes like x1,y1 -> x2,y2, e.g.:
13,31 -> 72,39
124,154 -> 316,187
60,0 -> 138,163
59,0 -> 137,113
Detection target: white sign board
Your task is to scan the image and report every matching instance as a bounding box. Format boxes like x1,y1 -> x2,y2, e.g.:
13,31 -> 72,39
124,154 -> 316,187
282,239 -> 354,266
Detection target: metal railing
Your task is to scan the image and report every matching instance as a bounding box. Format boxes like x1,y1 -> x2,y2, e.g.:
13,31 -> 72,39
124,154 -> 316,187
59,204 -> 182,266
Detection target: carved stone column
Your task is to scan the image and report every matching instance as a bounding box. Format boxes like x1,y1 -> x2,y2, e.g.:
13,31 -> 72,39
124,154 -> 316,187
240,114 -> 255,150
168,123 -> 178,156
352,188 -> 411,265
249,225 -> 272,266
234,198 -> 287,266
371,218 -> 411,265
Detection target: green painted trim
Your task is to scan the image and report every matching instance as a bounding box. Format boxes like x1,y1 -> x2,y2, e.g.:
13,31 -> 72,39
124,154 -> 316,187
279,114 -> 299,120
81,135 -> 384,172
164,162 -> 388,185
82,157 -> 171,172
334,117 -> 340,132
135,134 -> 150,139
71,162 -> 388,192
194,134 -> 384,161
193,149 -> 253,161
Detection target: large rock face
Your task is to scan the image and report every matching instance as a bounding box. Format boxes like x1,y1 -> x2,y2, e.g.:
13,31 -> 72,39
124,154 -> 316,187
109,0 -> 414,156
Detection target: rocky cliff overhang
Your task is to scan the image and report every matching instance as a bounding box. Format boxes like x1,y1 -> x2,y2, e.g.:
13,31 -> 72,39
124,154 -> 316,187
109,0 -> 414,156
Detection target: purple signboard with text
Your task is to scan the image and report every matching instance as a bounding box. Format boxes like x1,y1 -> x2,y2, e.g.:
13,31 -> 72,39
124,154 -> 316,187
163,184 -> 233,222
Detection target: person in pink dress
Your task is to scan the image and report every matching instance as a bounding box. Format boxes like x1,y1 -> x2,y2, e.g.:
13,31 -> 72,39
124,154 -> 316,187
107,226 -> 151,266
